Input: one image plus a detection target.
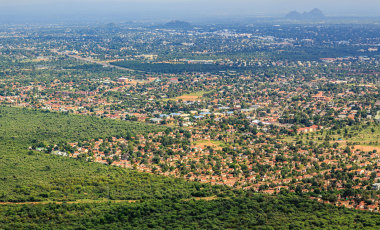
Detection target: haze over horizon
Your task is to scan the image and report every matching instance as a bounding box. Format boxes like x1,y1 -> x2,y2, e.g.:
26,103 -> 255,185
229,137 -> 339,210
0,0 -> 380,24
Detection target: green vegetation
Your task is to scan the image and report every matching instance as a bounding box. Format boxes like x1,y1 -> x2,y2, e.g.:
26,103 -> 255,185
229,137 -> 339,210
1,195 -> 380,229
111,61 -> 247,73
0,106 -> 380,228
1,22 -> 380,228
0,106 -> 226,202
285,122 -> 380,147
0,106 -> 163,145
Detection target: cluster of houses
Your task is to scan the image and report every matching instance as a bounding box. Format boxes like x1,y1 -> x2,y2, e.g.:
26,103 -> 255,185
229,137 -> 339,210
40,118 -> 380,212
0,67 -> 378,135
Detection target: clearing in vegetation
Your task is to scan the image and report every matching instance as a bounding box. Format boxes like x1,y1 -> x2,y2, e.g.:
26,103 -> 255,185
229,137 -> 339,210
163,90 -> 213,102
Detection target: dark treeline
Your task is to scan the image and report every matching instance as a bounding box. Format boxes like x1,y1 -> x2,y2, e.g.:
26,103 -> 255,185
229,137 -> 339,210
1,194 -> 380,229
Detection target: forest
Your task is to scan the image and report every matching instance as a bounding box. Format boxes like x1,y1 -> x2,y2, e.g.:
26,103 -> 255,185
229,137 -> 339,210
1,195 -> 380,229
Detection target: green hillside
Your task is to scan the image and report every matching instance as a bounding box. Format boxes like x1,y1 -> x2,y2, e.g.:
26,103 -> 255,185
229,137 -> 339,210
0,107 -> 226,202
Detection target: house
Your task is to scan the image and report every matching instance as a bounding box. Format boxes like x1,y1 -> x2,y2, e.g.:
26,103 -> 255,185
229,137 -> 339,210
372,183 -> 380,191
169,113 -> 182,117
297,125 -> 319,134
52,151 -> 68,157
150,118 -> 163,124
368,48 -> 378,52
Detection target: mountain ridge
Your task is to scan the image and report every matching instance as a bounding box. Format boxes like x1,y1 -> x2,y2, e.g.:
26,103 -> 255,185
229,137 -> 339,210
286,8 -> 325,20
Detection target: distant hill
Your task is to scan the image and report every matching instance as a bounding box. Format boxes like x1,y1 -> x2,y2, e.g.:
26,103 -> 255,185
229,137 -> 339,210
286,8 -> 325,20
164,20 -> 192,29
286,11 -> 302,19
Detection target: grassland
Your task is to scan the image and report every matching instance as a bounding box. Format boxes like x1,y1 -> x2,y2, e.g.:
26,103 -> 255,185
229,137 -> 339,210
192,140 -> 227,150
282,122 -> 380,149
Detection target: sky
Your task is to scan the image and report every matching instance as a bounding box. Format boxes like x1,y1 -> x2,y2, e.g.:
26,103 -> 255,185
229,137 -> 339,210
0,0 -> 379,24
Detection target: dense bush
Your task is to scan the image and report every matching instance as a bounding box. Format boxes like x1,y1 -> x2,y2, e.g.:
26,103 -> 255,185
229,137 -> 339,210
1,195 -> 380,229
